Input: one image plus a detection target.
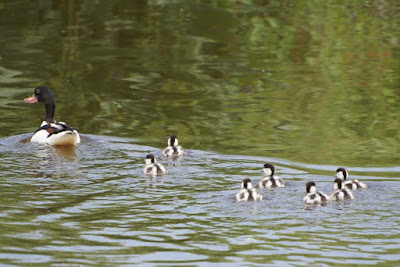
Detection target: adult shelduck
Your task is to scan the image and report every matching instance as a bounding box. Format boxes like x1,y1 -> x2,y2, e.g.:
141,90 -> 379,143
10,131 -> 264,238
24,86 -> 80,146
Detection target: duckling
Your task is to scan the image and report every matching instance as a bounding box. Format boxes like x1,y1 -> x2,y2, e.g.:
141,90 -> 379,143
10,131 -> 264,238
162,135 -> 185,157
330,178 -> 355,201
236,178 -> 263,202
143,154 -> 168,176
336,167 -> 367,190
259,163 -> 285,189
303,181 -> 329,205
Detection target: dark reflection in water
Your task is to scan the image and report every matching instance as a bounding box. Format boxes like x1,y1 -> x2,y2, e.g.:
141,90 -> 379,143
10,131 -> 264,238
0,134 -> 400,265
0,1 -> 400,166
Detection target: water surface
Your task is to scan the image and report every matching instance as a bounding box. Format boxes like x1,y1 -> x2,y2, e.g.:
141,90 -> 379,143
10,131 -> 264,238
0,135 -> 400,265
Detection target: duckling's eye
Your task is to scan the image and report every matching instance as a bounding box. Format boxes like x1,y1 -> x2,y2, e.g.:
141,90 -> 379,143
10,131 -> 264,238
35,88 -> 40,94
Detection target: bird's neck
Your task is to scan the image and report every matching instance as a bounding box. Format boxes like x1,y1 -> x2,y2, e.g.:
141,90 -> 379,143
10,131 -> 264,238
44,103 -> 55,123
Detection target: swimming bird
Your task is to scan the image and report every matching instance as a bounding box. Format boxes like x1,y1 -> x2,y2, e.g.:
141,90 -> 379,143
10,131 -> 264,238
143,154 -> 168,176
236,178 -> 263,202
162,135 -> 185,157
335,167 -> 367,190
330,178 -> 355,201
259,163 -> 285,189
303,181 -> 329,205
24,86 -> 80,146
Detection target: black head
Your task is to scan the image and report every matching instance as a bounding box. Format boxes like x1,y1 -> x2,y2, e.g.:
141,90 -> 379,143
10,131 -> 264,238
25,86 -> 56,123
263,163 -> 275,176
336,167 -> 348,180
146,154 -> 156,163
242,178 -> 252,189
33,86 -> 56,105
168,135 -> 178,146
305,181 -> 316,193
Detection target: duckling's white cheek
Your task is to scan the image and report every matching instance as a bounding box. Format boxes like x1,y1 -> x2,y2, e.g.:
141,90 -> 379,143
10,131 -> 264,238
263,169 -> 272,176
309,186 -> 317,194
336,172 -> 344,180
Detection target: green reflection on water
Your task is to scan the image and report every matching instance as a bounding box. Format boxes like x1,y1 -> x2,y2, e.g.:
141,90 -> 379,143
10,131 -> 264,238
1,0 -> 400,166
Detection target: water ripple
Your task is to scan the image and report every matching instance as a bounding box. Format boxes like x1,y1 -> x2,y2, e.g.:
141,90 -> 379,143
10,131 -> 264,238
0,134 -> 399,265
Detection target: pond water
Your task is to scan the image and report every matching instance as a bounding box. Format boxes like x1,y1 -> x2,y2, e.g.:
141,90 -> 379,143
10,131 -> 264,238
1,0 -> 400,266
0,134 -> 400,266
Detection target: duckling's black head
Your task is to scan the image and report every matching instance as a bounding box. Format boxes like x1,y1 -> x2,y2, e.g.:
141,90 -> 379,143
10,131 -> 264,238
168,135 -> 178,146
263,163 -> 275,176
242,178 -> 252,189
145,154 -> 156,164
305,181 -> 316,193
24,86 -> 56,123
336,167 -> 348,180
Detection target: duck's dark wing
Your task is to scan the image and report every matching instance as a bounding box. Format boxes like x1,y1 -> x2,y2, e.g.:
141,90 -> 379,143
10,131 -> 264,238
236,190 -> 249,202
318,192 -> 328,202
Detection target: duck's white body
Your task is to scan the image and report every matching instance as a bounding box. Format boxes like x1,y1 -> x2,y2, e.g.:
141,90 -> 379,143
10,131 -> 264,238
303,192 -> 329,205
143,163 -> 168,176
259,175 -> 285,189
162,145 -> 185,157
31,121 -> 80,146
343,180 -> 368,190
143,154 -> 168,176
330,189 -> 355,201
236,188 -> 263,202
236,179 -> 263,202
